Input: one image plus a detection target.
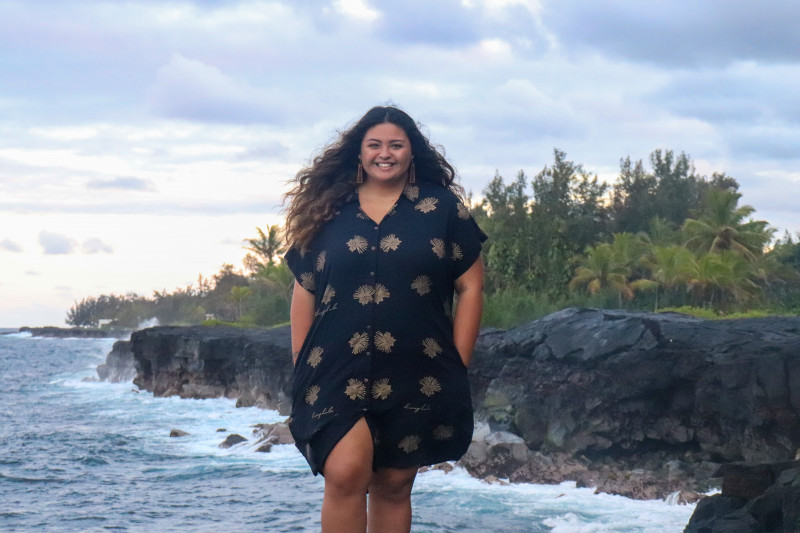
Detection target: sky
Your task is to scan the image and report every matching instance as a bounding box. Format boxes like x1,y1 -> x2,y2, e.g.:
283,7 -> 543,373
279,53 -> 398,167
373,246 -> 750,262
1,0 -> 799,327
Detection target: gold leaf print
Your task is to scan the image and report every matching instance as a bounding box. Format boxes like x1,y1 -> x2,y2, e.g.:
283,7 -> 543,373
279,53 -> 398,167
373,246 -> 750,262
315,251 -> 326,272
456,202 -> 471,220
403,184 -> 419,201
422,338 -> 442,358
322,285 -> 335,305
371,378 -> 392,400
415,197 -> 439,214
419,376 -> 441,397
374,331 -> 396,353
433,425 -> 454,440
346,235 -> 368,253
398,435 -> 421,454
373,284 -> 390,304
452,243 -> 463,261
345,378 -> 367,400
430,238 -> 445,259
305,385 -> 320,405
411,275 -> 432,295
300,272 -> 315,291
349,332 -> 369,354
353,285 -> 375,305
307,347 -> 323,368
380,234 -> 401,252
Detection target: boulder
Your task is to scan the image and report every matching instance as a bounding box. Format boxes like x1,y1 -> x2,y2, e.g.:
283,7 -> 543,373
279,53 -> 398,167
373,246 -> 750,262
683,461 -> 800,533
219,434 -> 247,448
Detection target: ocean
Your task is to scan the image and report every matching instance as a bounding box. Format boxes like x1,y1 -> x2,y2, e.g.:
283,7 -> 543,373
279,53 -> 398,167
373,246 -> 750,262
0,331 -> 696,532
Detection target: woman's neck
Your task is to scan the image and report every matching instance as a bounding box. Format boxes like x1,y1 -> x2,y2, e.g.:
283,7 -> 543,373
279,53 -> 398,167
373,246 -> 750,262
357,177 -> 408,199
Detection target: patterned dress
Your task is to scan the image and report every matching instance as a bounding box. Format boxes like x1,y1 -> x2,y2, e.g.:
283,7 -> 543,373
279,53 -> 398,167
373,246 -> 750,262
285,181 -> 487,475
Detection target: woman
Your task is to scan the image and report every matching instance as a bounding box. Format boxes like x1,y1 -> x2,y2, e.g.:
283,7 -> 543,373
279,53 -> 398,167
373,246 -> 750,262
283,105 -> 486,533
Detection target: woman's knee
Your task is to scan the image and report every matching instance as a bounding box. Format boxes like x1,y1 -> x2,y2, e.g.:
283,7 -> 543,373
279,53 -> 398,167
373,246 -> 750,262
369,467 -> 417,502
322,419 -> 374,495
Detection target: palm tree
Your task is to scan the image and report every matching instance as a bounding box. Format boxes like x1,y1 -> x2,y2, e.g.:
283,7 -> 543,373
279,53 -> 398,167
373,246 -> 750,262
639,245 -> 695,310
569,242 -> 634,306
245,225 -> 285,269
229,286 -> 252,320
683,189 -> 773,261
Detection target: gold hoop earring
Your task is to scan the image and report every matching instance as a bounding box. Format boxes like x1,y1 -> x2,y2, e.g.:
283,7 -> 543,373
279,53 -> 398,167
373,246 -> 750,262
408,160 -> 416,184
356,162 -> 364,184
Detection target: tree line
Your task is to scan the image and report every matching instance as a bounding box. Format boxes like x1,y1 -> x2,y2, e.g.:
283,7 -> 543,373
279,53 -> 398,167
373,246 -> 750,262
66,148 -> 800,329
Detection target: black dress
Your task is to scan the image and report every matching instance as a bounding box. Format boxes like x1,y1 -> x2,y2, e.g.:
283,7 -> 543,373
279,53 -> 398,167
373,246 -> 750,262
285,181 -> 487,475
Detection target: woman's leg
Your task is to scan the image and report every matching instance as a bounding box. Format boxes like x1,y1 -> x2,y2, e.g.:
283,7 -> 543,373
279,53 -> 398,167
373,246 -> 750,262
320,418 -> 374,533
366,465 -> 418,533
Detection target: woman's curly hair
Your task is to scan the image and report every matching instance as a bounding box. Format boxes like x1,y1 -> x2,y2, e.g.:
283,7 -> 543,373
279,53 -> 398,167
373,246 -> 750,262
283,105 -> 463,253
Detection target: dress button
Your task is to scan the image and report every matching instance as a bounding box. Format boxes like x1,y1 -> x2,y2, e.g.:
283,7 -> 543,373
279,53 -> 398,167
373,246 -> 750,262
371,245 -> 376,250
369,271 -> 375,276
374,226 -> 379,231
366,351 -> 372,356
366,325 -> 372,330
363,378 -> 370,383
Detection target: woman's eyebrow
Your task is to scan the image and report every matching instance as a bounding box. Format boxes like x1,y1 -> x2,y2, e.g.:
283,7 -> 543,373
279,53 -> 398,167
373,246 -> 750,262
365,138 -> 406,143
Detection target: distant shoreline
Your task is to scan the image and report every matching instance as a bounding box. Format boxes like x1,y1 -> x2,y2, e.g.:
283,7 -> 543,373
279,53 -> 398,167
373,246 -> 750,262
16,326 -> 131,339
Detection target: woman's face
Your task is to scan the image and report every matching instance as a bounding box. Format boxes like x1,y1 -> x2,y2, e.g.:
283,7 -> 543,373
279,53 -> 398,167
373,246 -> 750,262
359,122 -> 412,186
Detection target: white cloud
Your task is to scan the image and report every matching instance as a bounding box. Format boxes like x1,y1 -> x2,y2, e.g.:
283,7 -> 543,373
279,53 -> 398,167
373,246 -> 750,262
1,239 -> 23,252
146,53 -> 285,124
86,176 -> 155,191
81,238 -> 114,254
38,231 -> 77,255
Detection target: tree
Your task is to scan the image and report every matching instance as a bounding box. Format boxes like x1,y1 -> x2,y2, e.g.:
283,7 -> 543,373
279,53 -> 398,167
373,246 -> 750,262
639,245 -> 695,310
529,149 -> 609,296
683,188 -> 773,261
569,243 -> 633,305
244,225 -> 285,272
480,170 -> 533,292
229,286 -> 252,321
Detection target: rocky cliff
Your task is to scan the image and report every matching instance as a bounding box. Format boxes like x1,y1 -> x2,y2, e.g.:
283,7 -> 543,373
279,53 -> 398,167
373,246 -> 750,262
131,324 -> 293,414
123,308 -> 800,510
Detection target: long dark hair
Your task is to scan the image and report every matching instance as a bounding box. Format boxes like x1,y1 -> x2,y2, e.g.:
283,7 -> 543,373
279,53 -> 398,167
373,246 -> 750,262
283,105 -> 462,252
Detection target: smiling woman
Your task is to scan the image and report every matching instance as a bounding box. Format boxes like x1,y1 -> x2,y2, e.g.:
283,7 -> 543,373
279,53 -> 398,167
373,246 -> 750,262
283,106 -> 486,533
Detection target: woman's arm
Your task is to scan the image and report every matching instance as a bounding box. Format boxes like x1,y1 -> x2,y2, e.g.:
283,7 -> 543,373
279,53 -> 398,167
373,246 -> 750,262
453,256 -> 484,367
290,280 -> 315,365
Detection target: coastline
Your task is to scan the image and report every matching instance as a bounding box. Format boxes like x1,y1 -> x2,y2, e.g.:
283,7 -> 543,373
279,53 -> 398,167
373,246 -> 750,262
91,307 -> 800,530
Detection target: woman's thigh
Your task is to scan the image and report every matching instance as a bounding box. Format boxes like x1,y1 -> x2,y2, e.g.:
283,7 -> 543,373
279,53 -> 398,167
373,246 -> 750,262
322,417 -> 374,491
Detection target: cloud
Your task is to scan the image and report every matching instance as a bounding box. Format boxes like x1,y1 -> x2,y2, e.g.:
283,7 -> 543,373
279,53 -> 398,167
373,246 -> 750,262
370,0 -> 481,46
86,176 -> 155,191
38,231 -> 77,255
146,54 -> 286,124
81,238 -> 114,254
543,0 -> 800,67
1,239 -> 23,252
234,142 -> 290,162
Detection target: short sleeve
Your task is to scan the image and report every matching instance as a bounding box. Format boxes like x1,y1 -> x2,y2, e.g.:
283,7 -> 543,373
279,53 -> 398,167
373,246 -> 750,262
285,246 -> 317,294
450,201 -> 487,279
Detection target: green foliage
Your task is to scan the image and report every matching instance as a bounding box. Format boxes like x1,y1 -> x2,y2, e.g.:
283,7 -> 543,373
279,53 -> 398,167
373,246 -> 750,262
67,227 -> 294,328
478,147 -> 799,323
481,290 -> 572,329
